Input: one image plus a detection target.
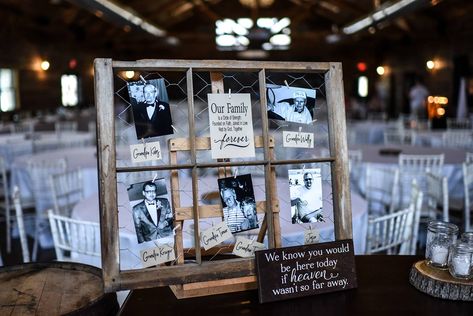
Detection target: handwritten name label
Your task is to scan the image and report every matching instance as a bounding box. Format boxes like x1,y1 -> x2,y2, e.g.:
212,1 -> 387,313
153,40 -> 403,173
200,221 -> 233,250
208,93 -> 255,159
233,237 -> 265,258
283,131 -> 314,148
255,240 -> 357,303
140,244 -> 175,268
130,141 -> 162,162
304,228 -> 320,245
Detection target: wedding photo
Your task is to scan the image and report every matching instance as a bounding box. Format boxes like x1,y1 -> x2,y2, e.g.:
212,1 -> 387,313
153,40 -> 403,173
127,78 -> 174,139
127,178 -> 173,244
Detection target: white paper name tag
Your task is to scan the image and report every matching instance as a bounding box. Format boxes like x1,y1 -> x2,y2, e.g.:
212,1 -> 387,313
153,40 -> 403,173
208,93 -> 255,159
283,131 -> 314,148
304,228 -> 320,245
200,221 -> 233,250
140,244 -> 175,268
233,237 -> 265,258
130,141 -> 162,162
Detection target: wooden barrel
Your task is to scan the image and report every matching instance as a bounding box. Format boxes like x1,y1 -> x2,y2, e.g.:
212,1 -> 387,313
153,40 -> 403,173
0,262 -> 119,315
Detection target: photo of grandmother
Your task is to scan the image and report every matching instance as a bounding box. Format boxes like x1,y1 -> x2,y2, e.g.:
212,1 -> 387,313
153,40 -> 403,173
217,174 -> 258,233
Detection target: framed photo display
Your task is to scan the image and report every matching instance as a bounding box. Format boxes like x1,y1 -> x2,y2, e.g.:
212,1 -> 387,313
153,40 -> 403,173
94,59 -> 353,297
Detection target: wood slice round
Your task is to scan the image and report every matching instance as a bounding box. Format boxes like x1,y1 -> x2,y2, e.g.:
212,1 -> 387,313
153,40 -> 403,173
0,261 -> 119,315
409,260 -> 473,301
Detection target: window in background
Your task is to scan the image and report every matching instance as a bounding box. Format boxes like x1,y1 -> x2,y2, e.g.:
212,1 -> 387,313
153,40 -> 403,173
0,68 -> 18,112
61,74 -> 80,106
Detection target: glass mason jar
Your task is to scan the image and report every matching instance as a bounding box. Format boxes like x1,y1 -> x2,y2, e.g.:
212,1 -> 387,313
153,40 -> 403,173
448,242 -> 473,279
460,232 -> 473,245
425,221 -> 459,269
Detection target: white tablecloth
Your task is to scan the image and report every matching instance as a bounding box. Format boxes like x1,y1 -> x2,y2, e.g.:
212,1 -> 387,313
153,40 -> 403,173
0,131 -> 94,169
72,178 -> 368,270
10,146 -> 99,248
352,144 -> 467,206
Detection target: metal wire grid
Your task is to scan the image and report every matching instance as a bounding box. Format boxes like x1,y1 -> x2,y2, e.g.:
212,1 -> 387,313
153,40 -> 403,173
112,68 -> 335,270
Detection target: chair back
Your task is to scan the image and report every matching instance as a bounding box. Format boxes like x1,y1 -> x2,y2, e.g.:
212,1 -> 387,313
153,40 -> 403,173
48,210 -> 100,261
442,130 -> 473,149
27,158 -> 68,214
447,118 -> 471,130
0,156 -> 12,253
348,149 -> 362,193
400,180 -> 423,255
50,169 -> 84,217
466,152 -> 473,163
12,186 -> 30,263
55,121 -> 78,133
383,130 -> 416,145
364,164 -> 399,216
463,162 -> 473,231
425,171 -> 449,222
398,153 -> 444,208
366,205 -> 415,255
12,122 -> 34,133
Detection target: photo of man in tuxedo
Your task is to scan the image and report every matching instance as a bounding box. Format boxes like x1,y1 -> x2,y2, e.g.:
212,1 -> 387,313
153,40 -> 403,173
130,180 -> 173,244
127,79 -> 174,139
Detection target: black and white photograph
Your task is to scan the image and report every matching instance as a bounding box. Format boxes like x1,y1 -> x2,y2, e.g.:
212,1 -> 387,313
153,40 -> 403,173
127,78 -> 174,140
217,174 -> 258,233
127,178 -> 173,244
266,84 -> 316,124
289,168 -> 324,224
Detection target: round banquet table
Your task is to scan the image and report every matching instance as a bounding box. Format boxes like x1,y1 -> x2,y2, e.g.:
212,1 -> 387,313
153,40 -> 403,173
351,144 -> 468,204
10,146 -> 99,212
72,177 -> 368,270
9,146 -> 99,248
0,131 -> 94,169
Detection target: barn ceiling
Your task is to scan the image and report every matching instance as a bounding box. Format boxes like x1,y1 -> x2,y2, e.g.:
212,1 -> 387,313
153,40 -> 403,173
0,0 -> 472,61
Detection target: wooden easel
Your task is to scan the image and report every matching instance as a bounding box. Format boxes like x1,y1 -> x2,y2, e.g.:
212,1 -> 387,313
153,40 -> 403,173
168,135 -> 280,298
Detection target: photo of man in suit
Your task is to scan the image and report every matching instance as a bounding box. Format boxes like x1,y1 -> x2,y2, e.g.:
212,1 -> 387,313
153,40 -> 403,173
130,180 -> 173,244
127,78 -> 174,139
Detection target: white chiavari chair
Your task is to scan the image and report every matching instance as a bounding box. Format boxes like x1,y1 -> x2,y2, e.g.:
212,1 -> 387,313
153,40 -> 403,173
398,153 -> 444,208
364,164 -> 399,216
447,118 -> 471,130
50,169 -> 84,217
463,162 -> 473,231
425,171 -> 449,222
366,205 -> 416,255
48,210 -> 100,262
12,186 -> 30,263
27,158 -> 67,261
0,157 -> 12,253
383,130 -> 417,145
442,130 -> 473,149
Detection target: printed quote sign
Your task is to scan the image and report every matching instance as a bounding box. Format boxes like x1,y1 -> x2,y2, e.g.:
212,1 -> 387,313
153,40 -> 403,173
200,221 -> 233,250
140,244 -> 175,268
208,93 -> 255,159
130,141 -> 162,163
255,240 -> 357,303
283,131 -> 314,148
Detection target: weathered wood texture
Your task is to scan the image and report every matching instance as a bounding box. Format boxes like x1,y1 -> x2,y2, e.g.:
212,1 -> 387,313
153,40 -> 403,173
0,262 -> 118,316
95,59 -> 352,294
409,260 -> 473,301
94,58 -> 119,289
325,62 -> 352,239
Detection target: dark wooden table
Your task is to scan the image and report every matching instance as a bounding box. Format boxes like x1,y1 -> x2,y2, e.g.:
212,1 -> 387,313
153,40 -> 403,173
119,256 -> 473,315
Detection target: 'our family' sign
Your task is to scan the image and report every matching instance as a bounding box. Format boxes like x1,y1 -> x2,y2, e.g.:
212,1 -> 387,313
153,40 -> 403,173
255,240 -> 357,303
208,93 -> 255,159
